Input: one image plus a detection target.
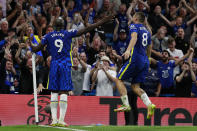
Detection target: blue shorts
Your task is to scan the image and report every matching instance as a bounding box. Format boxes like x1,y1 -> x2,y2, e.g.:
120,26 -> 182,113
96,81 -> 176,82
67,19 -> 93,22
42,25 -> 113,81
117,55 -> 149,84
47,59 -> 73,91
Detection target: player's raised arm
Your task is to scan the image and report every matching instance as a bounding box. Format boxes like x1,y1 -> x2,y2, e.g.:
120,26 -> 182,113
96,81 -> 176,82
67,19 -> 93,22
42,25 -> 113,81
76,13 -> 115,37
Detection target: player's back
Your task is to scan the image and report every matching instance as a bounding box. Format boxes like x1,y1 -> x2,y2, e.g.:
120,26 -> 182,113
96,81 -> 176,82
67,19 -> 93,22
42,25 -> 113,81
129,24 -> 151,57
42,29 -> 77,65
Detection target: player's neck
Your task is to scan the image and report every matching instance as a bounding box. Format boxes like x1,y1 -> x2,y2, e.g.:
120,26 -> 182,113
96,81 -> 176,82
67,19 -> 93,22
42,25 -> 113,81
134,21 -> 142,25
163,59 -> 169,64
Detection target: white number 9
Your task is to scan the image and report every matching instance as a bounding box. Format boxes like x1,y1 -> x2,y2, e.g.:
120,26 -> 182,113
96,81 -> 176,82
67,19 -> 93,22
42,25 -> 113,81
55,39 -> 63,52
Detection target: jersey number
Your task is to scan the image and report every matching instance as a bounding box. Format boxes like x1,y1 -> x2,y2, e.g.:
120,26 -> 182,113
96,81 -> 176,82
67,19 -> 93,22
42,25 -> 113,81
55,39 -> 63,52
142,33 -> 148,46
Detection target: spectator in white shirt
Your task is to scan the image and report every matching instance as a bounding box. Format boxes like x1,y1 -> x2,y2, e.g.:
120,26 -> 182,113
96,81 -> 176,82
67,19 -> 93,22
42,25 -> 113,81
92,56 -> 117,96
167,37 -> 184,78
79,52 -> 92,93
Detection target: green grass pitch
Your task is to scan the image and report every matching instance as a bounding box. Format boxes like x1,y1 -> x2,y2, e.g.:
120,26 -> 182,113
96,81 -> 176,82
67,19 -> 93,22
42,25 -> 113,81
0,125 -> 197,131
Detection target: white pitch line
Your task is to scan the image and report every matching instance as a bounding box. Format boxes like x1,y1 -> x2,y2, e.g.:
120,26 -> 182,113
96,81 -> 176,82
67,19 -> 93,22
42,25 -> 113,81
83,126 -> 94,127
39,125 -> 87,131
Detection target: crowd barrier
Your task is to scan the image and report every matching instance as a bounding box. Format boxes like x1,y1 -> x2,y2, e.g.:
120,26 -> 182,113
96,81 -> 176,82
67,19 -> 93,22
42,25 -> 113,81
0,95 -> 197,126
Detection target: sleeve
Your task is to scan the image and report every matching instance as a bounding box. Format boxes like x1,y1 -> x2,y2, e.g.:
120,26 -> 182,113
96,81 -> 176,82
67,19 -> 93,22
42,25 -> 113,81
38,68 -> 46,84
0,40 -> 6,49
179,50 -> 184,58
169,60 -> 176,67
129,24 -> 138,34
66,29 -> 78,38
41,34 -> 48,46
34,35 -> 41,44
156,61 -> 160,66
19,59 -> 27,70
110,70 -> 117,78
151,35 -> 155,41
182,22 -> 187,29
74,0 -> 82,11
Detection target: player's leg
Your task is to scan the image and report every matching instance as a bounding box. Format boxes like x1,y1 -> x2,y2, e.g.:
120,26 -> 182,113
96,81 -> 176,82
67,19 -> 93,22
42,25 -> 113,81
132,62 -> 156,119
57,63 -> 72,126
131,83 -> 155,119
48,61 -> 59,126
115,60 -> 134,112
114,79 -> 131,112
50,91 -> 59,126
58,91 -> 69,127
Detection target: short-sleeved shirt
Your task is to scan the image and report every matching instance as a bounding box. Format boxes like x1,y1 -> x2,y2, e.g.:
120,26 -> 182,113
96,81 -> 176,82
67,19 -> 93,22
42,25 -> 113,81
41,29 -> 77,66
157,60 -> 175,88
117,24 -> 151,83
129,23 -> 151,56
173,23 -> 187,34
113,38 -> 130,56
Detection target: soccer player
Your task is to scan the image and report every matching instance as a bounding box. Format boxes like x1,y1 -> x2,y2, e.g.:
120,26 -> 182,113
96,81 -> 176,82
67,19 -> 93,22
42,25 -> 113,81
114,12 -> 156,119
30,15 -> 114,126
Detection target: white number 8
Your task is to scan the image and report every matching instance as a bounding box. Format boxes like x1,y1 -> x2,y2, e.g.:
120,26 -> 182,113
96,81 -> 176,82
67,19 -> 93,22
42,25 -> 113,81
55,39 -> 63,52
142,33 -> 148,46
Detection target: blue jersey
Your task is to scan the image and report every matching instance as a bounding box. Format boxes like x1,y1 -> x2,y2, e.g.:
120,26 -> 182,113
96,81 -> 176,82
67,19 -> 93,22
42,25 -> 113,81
41,29 -> 77,66
113,38 -> 130,56
129,23 -> 151,57
157,60 -> 175,88
42,29 -> 77,91
117,13 -> 128,32
117,24 -> 151,83
173,23 -> 187,34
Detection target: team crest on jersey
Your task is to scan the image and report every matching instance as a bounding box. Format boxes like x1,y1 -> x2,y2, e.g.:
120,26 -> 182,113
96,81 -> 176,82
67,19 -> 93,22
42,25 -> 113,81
130,24 -> 137,30
167,67 -> 171,70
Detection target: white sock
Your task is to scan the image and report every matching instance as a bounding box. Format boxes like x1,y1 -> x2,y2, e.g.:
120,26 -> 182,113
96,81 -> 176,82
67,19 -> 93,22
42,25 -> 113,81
59,94 -> 68,122
140,93 -> 151,107
121,95 -> 130,106
50,92 -> 58,123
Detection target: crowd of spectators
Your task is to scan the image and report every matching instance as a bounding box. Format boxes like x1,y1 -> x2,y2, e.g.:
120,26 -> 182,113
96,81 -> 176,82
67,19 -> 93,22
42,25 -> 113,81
0,0 -> 197,97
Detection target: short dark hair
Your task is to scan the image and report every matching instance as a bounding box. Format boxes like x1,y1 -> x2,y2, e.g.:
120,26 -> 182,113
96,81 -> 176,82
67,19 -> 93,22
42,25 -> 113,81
54,17 -> 64,31
168,37 -> 175,44
99,48 -> 106,53
183,61 -> 189,65
6,59 -> 13,64
46,25 -> 53,29
135,12 -> 145,23
162,50 -> 170,57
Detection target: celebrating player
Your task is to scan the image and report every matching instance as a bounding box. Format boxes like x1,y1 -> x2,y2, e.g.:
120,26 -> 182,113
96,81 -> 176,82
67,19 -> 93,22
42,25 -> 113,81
114,12 -> 156,119
30,14 -> 114,127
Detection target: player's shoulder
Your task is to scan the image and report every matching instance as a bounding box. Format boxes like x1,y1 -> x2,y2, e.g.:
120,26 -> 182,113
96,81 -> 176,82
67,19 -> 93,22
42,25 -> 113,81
129,24 -> 138,30
44,31 -> 54,38
61,29 -> 77,35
